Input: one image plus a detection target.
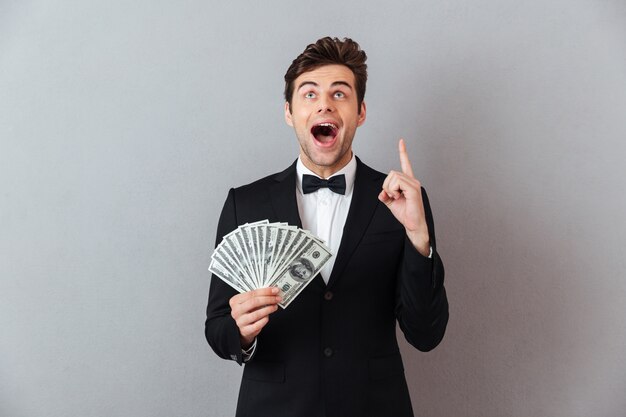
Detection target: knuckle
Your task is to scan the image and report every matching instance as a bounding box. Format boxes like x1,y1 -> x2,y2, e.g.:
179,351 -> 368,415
255,317 -> 269,330
248,322 -> 260,334
250,309 -> 262,322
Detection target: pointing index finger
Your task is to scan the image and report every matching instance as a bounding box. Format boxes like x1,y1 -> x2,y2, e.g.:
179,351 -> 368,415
398,138 -> 414,178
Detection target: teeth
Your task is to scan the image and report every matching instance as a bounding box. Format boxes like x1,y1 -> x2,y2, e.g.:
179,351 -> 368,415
317,123 -> 338,129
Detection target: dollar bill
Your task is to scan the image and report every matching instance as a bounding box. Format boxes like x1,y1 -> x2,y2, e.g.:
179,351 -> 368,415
211,246 -> 254,292
268,226 -> 298,280
268,239 -> 332,308
209,255 -> 247,293
227,227 -> 258,287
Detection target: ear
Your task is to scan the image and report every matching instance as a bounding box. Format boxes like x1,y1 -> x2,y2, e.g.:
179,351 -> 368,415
357,101 -> 367,127
284,102 -> 294,127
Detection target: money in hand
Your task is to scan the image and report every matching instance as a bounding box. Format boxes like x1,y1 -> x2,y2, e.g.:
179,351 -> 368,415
209,221 -> 332,308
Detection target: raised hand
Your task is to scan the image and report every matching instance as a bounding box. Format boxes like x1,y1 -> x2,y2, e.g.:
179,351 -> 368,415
378,139 -> 430,256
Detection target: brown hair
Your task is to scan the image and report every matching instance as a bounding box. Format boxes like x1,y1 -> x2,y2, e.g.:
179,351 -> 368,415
284,37 -> 367,113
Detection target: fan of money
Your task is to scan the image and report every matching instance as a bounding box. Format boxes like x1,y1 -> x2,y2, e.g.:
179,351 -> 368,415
209,220 -> 333,308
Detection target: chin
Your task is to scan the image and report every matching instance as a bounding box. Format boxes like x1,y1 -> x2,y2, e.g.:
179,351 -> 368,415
310,153 -> 342,167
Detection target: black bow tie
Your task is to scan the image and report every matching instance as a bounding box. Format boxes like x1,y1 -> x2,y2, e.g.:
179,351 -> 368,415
302,174 -> 346,195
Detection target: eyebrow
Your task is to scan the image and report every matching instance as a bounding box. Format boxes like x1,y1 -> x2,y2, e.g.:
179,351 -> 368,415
297,81 -> 354,91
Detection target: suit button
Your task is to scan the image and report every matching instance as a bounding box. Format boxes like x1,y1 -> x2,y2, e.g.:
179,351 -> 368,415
324,291 -> 333,301
323,347 -> 333,357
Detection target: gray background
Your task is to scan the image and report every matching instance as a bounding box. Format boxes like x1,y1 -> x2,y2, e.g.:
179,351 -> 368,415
1,1 -> 625,416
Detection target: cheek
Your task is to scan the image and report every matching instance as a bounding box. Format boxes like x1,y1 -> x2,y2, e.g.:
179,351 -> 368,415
296,115 -> 311,131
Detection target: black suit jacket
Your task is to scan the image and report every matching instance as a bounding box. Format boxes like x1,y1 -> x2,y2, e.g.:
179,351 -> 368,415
205,158 -> 448,417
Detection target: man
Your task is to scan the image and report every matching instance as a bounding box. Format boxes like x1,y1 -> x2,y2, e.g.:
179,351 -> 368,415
205,37 -> 448,417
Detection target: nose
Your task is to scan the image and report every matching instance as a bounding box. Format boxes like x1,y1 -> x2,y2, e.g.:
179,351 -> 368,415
317,96 -> 334,113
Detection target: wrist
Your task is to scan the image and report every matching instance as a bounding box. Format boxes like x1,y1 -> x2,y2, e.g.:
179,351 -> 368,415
240,335 -> 255,350
406,229 -> 430,257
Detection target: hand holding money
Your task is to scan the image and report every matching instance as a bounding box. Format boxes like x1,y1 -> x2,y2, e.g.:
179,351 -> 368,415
229,287 -> 281,349
210,221 -> 333,347
209,221 -> 333,308
378,139 -> 430,256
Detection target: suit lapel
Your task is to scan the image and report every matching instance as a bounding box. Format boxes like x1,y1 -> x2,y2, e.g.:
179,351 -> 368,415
327,158 -> 384,289
269,161 -> 302,228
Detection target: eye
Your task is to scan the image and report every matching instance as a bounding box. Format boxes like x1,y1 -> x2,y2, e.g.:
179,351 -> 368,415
334,91 -> 346,99
305,92 -> 316,99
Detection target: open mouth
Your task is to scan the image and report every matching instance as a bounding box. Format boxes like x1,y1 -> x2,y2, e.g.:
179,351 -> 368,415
311,122 -> 338,144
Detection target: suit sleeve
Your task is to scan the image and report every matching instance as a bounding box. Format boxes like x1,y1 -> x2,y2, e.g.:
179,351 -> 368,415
395,187 -> 449,352
205,188 -> 245,365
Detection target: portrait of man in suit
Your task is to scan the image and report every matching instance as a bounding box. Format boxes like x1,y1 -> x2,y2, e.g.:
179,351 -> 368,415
205,36 -> 449,417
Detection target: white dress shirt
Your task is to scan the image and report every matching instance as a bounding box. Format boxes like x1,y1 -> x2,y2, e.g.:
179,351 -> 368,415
295,154 -> 357,284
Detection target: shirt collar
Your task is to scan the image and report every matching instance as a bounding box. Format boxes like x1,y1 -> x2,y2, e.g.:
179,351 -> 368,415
296,153 -> 357,196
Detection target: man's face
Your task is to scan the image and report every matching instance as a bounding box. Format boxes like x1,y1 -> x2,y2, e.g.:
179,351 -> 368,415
285,64 -> 366,178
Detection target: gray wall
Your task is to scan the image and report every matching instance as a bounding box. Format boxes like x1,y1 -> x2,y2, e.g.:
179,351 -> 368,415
1,1 -> 625,416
